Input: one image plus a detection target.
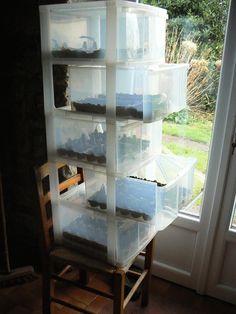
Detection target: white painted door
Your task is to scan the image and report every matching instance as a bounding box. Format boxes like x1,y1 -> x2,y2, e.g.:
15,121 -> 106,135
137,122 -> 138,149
152,1 -> 236,304
206,130 -> 236,304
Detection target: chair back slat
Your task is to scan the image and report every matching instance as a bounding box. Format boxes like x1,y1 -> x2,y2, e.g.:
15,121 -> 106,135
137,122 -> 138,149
34,163 -> 83,255
35,165 -> 53,254
59,174 -> 82,193
39,162 -> 66,180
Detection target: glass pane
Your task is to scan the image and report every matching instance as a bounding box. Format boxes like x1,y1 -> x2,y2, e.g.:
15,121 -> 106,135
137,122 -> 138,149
144,0 -> 230,217
230,194 -> 236,230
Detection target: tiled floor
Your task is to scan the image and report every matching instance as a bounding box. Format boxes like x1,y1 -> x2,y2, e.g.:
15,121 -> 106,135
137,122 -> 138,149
0,271 -> 235,314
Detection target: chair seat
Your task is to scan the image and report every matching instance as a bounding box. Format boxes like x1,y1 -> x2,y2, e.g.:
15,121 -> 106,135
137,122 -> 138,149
50,246 -> 132,275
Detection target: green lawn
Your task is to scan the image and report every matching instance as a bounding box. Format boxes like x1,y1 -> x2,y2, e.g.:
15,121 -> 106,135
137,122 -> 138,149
163,141 -> 208,173
164,113 -> 236,224
163,111 -> 212,173
163,110 -> 213,144
162,111 -> 213,215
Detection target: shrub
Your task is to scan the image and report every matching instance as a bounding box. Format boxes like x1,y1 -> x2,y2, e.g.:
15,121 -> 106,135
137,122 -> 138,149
144,0 -> 229,112
164,109 -> 189,124
166,28 -> 219,112
145,0 -> 229,59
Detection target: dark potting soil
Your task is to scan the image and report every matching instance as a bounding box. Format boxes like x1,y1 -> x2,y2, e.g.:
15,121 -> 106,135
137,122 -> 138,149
52,48 -> 105,59
129,176 -> 166,187
87,199 -> 153,221
72,102 -> 143,119
57,148 -> 106,164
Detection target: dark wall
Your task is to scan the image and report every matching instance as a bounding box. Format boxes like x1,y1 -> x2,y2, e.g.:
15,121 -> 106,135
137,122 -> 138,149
2,1 -> 66,271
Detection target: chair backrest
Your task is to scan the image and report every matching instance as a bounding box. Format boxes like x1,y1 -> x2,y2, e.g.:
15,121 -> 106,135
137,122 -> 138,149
34,162 -> 83,257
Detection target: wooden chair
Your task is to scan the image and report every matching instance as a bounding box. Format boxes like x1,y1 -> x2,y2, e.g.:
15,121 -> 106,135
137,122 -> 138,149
34,162 -> 155,314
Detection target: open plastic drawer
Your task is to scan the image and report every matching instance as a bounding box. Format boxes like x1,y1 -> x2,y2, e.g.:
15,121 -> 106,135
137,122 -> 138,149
53,63 -> 188,122
134,154 -> 197,230
53,111 -> 162,174
40,0 -> 167,62
158,64 -> 189,114
54,203 -> 156,267
83,154 -> 196,229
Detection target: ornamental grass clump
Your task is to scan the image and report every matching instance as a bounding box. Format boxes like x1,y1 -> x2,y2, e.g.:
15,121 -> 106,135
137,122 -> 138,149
166,28 -> 220,112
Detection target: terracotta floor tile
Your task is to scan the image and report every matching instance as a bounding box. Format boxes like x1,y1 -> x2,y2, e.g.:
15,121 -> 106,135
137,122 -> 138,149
98,300 -> 113,314
0,294 -> 16,313
195,296 -> 236,314
63,286 -> 97,306
55,301 -> 84,314
55,298 -> 85,313
148,276 -> 171,298
6,287 -> 41,312
56,308 -> 82,314
31,310 -> 43,314
85,295 -> 111,313
0,279 -> 41,313
0,285 -> 18,297
1,274 -> 235,314
88,274 -> 113,295
55,285 -> 74,309
6,305 -> 32,314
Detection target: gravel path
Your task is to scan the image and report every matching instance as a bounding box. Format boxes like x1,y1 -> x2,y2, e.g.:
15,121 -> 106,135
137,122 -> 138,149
163,134 -> 210,152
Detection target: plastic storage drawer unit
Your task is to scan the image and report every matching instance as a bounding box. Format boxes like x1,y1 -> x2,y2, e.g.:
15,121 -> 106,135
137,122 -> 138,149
53,111 -> 162,174
40,0 -> 167,62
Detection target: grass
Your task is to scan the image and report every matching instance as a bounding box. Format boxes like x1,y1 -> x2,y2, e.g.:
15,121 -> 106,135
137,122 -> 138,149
163,141 -> 208,173
162,110 -> 217,217
192,175 -> 204,200
163,111 -> 213,144
163,142 -> 206,216
163,121 -> 212,143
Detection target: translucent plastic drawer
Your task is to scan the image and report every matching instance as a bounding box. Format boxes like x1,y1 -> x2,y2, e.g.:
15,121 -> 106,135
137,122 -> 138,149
54,204 -> 156,267
135,154 -> 196,230
40,1 -> 167,62
83,154 -> 196,229
53,64 -> 188,122
158,64 -> 189,114
84,170 -> 157,222
53,112 -> 162,174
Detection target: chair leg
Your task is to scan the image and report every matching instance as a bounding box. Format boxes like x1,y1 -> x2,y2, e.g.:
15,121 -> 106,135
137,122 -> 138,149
141,238 -> 155,307
113,270 -> 125,314
42,267 -> 51,314
79,269 -> 89,285
51,272 -> 57,314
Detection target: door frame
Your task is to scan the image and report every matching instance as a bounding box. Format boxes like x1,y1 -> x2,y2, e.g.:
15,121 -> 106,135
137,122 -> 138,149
206,140 -> 236,304
196,0 -> 236,295
151,1 -> 236,302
